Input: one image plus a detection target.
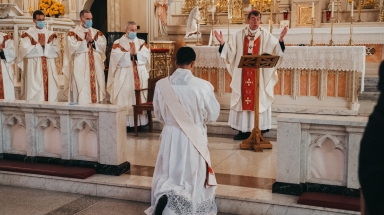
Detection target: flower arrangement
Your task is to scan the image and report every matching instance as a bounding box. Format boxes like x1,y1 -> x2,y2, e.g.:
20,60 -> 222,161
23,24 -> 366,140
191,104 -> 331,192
38,0 -> 66,17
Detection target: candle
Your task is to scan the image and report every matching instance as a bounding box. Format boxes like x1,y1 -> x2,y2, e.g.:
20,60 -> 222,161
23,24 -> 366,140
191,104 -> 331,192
351,1 -> 354,17
331,1 -> 334,18
312,1 -> 314,18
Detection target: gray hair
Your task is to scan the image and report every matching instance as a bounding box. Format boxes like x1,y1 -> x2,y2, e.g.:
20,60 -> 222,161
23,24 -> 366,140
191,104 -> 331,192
126,21 -> 137,29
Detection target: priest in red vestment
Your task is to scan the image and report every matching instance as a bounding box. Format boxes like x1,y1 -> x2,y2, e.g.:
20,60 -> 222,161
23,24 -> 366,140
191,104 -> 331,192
214,10 -> 288,140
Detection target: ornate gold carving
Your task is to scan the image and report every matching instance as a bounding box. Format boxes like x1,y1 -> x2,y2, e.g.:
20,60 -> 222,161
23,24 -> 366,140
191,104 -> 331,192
297,6 -> 313,26
219,0 -> 228,13
231,0 -> 244,24
182,0 -> 196,14
149,42 -> 176,78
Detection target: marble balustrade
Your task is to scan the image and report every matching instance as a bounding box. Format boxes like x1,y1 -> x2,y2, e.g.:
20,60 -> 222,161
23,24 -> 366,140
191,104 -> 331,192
274,113 -> 367,195
0,100 -> 128,172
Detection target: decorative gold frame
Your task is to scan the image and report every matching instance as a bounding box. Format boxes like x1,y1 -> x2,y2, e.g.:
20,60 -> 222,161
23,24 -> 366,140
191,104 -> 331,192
297,5 -> 313,26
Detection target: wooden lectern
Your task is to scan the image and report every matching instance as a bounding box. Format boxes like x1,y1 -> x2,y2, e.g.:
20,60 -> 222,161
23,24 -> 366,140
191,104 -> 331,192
238,54 -> 280,152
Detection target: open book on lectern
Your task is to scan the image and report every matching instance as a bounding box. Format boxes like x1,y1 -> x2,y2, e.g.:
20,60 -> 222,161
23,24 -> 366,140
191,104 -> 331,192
238,53 -> 280,69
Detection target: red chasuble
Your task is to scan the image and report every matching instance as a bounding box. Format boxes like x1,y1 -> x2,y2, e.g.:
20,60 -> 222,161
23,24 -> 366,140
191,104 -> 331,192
241,36 -> 260,110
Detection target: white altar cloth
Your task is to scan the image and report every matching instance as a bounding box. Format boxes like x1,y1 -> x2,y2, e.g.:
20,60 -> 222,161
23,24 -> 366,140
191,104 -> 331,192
192,46 -> 366,91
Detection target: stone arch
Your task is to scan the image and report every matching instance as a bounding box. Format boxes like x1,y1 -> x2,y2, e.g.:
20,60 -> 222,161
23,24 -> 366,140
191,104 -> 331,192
36,117 -> 61,157
2,114 -> 26,154
309,134 -> 346,183
82,0 -> 95,10
71,119 -> 98,161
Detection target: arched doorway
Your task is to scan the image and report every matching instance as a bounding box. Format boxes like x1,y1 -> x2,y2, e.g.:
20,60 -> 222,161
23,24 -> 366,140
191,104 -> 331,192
83,0 -> 107,35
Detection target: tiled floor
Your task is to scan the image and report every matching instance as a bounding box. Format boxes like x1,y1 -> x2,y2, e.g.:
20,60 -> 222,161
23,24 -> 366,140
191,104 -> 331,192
125,132 -> 277,190
0,185 -> 232,215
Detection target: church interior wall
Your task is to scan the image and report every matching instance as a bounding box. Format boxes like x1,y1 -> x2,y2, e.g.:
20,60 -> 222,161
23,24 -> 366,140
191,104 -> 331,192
120,0 -> 148,33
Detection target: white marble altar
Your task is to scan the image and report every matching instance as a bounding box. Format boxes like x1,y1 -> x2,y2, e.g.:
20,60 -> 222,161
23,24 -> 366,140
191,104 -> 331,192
191,46 -> 366,115
276,113 -> 367,189
0,100 -> 127,166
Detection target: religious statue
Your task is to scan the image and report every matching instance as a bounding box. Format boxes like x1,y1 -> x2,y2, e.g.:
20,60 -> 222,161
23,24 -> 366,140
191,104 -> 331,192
154,0 -> 169,37
185,6 -> 202,39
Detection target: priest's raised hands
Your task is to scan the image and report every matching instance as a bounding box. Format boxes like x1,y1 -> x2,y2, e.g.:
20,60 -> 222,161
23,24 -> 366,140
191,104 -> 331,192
214,30 -> 224,45
279,26 -> 288,42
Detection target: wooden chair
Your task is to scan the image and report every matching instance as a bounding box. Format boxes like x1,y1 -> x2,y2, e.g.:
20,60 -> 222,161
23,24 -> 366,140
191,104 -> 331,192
133,76 -> 164,135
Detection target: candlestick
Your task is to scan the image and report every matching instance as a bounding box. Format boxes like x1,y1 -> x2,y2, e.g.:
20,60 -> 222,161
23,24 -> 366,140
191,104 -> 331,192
210,9 -> 215,46
357,0 -> 362,22
348,17 -> 354,46
329,18 -> 335,46
331,1 -> 334,17
312,1 -> 314,18
310,17 -> 315,46
276,0 -> 281,24
336,0 -> 340,23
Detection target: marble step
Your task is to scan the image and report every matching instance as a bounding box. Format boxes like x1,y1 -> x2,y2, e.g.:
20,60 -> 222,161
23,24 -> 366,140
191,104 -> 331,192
358,91 -> 380,101
0,171 -> 359,215
153,120 -> 278,139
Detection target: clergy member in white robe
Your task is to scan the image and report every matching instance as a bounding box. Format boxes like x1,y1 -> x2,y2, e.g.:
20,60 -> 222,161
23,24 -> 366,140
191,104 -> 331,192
214,10 -> 288,140
145,47 -> 219,215
18,10 -> 60,102
62,9 -> 106,104
0,32 -> 16,100
107,21 -> 150,128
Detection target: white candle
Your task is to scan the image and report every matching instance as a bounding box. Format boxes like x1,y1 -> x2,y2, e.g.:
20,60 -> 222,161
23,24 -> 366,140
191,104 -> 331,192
351,1 -> 354,17
331,1 -> 334,18
312,1 -> 314,18
228,0 -> 232,19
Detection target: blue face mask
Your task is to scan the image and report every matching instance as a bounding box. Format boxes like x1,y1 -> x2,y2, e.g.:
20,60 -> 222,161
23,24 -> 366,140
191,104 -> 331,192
128,32 -> 137,40
84,20 -> 93,28
36,21 -> 45,29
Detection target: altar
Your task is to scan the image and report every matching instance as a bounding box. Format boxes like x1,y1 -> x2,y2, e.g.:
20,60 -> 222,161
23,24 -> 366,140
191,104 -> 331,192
191,45 -> 366,115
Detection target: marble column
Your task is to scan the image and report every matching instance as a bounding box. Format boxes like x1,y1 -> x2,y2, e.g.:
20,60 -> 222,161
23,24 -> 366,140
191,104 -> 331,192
106,0 -> 121,46
346,126 -> 364,189
57,110 -> 70,160
21,108 -> 36,157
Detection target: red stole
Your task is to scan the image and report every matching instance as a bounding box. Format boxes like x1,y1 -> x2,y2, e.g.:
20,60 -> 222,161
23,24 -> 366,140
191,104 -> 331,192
241,36 -> 260,110
38,33 -> 49,101
88,41 -> 97,103
129,42 -> 141,91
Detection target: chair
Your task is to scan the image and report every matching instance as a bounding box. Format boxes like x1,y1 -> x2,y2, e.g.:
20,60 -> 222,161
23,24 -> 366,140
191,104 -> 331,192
133,76 -> 164,136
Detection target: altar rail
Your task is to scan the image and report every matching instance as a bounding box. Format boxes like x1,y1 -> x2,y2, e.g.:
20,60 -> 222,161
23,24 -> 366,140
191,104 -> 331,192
273,113 -> 367,196
192,46 -> 366,115
0,100 -> 128,175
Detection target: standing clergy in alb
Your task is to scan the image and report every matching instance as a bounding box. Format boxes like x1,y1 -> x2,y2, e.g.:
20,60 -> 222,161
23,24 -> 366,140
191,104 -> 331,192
214,10 -> 288,140
0,32 -> 16,100
62,9 -> 106,104
18,10 -> 60,102
145,47 -> 219,215
107,21 -> 150,127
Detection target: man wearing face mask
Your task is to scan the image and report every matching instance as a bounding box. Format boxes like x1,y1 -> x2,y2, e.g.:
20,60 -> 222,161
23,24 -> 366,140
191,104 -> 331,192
214,10 -> 288,141
62,9 -> 106,104
107,21 -> 150,130
18,10 -> 61,102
